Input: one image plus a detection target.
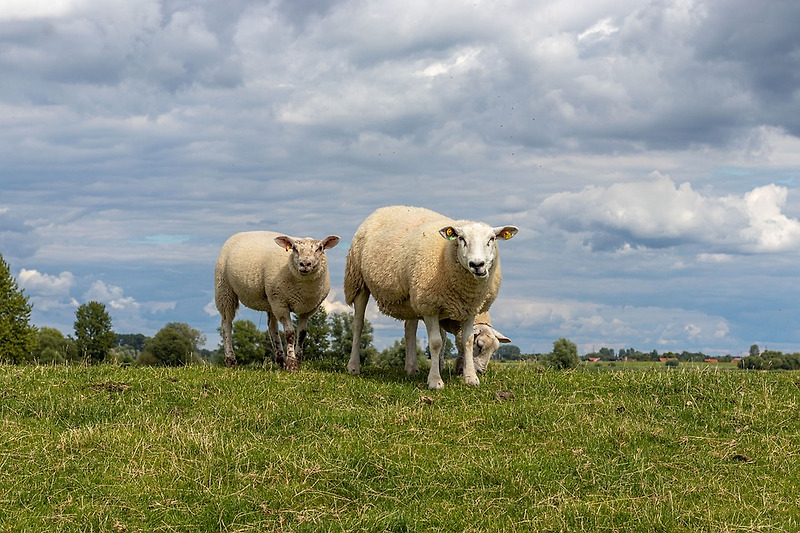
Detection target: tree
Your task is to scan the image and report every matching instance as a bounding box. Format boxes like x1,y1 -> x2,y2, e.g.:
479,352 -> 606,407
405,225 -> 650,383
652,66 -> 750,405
749,344 -> 760,357
218,319 -> 268,366
0,254 -> 38,364
114,333 -> 147,364
424,334 -> 455,360
370,337 -> 426,370
33,327 -> 77,364
599,347 -> 616,360
301,307 -> 330,361
547,338 -> 579,370
142,327 -> 193,366
74,301 -> 115,364
328,312 -> 377,363
116,333 -> 147,352
164,322 -> 205,355
496,344 -> 522,360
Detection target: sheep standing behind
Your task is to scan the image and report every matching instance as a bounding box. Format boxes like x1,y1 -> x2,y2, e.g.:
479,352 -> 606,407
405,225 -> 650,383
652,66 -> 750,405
215,231 -> 339,370
439,312 -> 511,375
344,206 -> 517,389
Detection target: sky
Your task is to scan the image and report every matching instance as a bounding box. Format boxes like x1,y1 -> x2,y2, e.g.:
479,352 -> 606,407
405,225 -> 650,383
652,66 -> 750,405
2,0 -> 800,357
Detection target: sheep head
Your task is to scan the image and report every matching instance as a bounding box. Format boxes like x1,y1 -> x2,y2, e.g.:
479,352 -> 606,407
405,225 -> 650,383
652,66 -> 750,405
439,223 -> 518,279
274,235 -> 340,275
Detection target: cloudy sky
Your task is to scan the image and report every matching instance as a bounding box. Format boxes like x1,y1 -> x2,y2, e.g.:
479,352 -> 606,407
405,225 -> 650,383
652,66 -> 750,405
2,0 -> 799,357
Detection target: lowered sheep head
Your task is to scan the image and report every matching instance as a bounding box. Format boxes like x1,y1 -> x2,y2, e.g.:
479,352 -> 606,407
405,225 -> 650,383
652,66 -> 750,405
275,235 -> 340,275
439,223 -> 518,278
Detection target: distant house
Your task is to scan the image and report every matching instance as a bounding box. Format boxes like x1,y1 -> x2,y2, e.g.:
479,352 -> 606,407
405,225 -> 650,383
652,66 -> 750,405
588,357 -> 601,362
704,358 -> 719,363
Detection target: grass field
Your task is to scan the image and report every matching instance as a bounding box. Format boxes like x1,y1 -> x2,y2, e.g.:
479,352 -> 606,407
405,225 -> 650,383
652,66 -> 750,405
1,362 -> 798,532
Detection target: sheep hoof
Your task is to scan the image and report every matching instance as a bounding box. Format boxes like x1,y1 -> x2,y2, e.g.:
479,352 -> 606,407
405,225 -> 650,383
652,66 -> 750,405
427,378 -> 445,390
463,374 -> 480,387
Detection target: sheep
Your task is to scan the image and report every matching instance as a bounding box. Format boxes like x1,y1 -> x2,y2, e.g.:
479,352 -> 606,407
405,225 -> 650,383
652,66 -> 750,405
401,312 -> 511,377
344,205 -> 517,389
215,231 -> 339,371
440,312 -> 511,375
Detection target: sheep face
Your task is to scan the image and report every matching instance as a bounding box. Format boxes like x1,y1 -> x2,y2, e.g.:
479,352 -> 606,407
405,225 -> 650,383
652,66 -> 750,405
274,235 -> 340,276
473,323 -> 511,373
439,223 -> 518,279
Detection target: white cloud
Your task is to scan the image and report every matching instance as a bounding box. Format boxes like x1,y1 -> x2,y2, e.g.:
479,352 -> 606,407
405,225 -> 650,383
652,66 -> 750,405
142,301 -> 176,313
204,299 -> 219,317
0,0 -> 75,20
539,172 -> 800,253
18,269 -> 74,296
492,296 -> 733,354
578,17 -> 619,43
740,184 -> 800,251
322,289 -> 351,315
83,280 -> 138,311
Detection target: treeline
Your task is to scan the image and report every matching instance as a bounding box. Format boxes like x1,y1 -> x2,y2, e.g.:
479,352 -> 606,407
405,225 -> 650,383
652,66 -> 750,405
4,254 -> 799,371
582,346 -> 736,363
20,318 -> 210,367
0,254 -> 579,369
737,351 -> 800,371
14,305 -> 380,368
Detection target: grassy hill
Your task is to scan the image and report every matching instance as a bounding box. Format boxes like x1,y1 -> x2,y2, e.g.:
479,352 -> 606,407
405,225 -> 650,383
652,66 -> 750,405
1,362 -> 798,532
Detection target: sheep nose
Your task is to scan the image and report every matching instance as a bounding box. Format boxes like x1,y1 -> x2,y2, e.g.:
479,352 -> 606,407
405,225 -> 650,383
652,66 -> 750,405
469,260 -> 485,270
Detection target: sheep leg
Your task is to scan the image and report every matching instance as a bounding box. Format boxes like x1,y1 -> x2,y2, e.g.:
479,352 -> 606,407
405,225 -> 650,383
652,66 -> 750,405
403,319 -> 419,375
439,325 -> 447,371
278,315 -> 299,372
454,323 -> 466,375
220,313 -> 236,367
295,313 -> 310,368
423,316 -> 445,390
347,290 -> 369,374
460,317 -> 480,386
215,280 -> 238,367
267,313 -> 285,368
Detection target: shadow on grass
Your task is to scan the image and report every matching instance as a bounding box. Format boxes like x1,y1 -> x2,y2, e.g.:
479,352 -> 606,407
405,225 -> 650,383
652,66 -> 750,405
227,357 -> 480,390
304,358 -> 471,387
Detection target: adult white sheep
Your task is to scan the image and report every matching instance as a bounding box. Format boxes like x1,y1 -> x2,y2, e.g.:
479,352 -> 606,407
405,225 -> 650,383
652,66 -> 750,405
344,206 -> 517,389
215,231 -> 339,370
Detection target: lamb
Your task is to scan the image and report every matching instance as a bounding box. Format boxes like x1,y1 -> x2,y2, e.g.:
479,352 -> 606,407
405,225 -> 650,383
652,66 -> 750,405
440,312 -> 511,375
402,312 -> 511,377
215,231 -> 339,371
344,205 -> 517,389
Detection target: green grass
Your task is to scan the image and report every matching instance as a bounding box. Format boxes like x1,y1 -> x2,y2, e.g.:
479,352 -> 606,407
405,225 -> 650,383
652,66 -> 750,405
1,363 -> 798,532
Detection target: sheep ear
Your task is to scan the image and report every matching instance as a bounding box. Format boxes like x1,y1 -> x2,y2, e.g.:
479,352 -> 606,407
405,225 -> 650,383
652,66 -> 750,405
494,226 -> 518,241
439,226 -> 459,240
321,235 -> 340,250
493,328 -> 512,343
274,235 -> 294,251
